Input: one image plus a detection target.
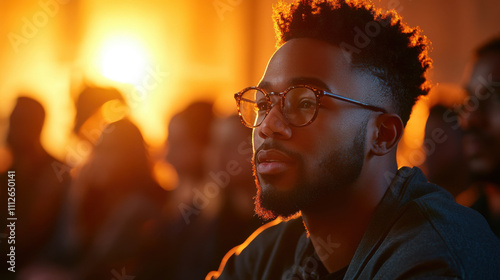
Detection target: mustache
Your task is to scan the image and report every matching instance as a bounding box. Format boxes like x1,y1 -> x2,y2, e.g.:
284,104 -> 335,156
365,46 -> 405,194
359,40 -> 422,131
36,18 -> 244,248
253,141 -> 302,165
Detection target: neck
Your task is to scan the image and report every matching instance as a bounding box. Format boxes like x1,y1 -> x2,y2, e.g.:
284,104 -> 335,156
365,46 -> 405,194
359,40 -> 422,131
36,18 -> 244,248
302,160 -> 398,273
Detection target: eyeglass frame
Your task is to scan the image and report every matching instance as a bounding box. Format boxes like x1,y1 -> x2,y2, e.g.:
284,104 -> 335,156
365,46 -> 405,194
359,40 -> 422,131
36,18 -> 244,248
234,84 -> 388,128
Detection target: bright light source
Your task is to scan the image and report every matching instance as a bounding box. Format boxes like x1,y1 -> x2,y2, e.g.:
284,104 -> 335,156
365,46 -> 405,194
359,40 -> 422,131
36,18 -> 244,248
99,37 -> 149,84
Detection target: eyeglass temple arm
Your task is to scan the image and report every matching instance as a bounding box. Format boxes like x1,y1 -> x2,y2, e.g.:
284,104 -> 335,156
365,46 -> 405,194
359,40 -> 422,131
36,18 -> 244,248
323,91 -> 387,113
234,93 -> 258,103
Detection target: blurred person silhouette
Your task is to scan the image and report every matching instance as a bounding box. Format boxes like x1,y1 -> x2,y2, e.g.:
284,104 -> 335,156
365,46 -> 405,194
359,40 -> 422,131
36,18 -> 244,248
0,96 -> 70,276
159,101 -> 221,279
191,115 -> 263,275
15,89 -> 152,280
460,36 -> 500,237
207,115 -> 260,230
423,104 -> 471,199
162,101 -> 217,228
208,115 -> 261,212
164,101 -> 215,212
63,118 -> 167,279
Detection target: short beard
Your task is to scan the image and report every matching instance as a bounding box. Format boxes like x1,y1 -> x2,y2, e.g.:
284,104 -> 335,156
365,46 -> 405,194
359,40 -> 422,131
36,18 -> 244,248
253,120 -> 368,221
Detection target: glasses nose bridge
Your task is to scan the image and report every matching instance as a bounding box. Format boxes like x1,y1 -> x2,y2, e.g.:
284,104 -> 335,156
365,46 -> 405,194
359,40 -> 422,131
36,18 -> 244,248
268,91 -> 285,108
259,91 -> 291,132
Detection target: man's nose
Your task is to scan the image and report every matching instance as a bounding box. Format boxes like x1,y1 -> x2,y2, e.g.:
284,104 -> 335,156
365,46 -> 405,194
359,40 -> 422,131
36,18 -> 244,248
256,99 -> 292,140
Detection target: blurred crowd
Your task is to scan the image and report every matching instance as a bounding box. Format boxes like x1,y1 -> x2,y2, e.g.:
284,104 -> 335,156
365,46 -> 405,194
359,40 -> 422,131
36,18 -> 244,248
0,88 -> 261,279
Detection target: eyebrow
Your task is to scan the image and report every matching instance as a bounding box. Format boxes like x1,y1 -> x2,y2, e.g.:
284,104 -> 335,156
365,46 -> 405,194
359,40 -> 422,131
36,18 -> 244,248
258,77 -> 333,92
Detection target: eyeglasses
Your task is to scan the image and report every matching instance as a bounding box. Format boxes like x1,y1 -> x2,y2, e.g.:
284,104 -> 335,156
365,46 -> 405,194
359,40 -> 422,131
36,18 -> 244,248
234,85 -> 387,128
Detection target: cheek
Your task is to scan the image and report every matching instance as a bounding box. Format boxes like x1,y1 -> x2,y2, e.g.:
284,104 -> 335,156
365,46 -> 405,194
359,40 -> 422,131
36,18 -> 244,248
307,112 -> 352,147
252,129 -> 262,152
292,126 -> 341,171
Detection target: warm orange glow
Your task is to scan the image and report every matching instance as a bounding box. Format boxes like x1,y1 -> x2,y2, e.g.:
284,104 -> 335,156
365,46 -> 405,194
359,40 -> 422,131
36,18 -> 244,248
397,98 -> 430,168
0,146 -> 13,173
0,1 -> 252,164
153,160 -> 178,191
99,36 -> 150,84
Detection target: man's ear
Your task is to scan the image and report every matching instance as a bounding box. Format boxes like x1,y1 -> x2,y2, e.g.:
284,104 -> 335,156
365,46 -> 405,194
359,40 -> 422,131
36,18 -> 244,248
369,113 -> 404,156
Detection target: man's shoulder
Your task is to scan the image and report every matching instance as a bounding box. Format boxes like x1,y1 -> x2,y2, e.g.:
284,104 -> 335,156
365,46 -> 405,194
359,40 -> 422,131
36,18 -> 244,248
411,188 -> 500,258
406,178 -> 500,251
348,167 -> 500,279
368,178 -> 500,279
391,167 -> 498,248
207,217 -> 305,280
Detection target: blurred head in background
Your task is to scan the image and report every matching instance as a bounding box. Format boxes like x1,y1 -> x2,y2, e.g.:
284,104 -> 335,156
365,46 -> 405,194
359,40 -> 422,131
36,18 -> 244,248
207,115 -> 253,190
461,36 -> 500,185
73,86 -> 125,134
7,96 -> 46,156
424,104 -> 469,196
166,101 -> 215,181
82,118 -> 155,190
207,115 -> 255,215
73,86 -> 128,147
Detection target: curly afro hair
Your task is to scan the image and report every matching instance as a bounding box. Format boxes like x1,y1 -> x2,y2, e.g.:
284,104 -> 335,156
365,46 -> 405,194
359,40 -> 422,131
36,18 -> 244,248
273,0 -> 432,125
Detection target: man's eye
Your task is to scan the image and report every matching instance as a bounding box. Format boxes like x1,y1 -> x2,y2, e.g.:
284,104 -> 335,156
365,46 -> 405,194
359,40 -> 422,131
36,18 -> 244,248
256,100 -> 269,111
298,99 -> 316,109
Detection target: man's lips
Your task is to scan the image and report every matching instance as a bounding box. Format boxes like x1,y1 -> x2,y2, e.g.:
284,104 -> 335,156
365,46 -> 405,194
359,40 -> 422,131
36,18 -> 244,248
256,149 -> 295,175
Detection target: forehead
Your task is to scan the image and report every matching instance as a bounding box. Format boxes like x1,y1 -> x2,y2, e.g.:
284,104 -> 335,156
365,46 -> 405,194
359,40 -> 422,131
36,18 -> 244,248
259,38 -> 381,101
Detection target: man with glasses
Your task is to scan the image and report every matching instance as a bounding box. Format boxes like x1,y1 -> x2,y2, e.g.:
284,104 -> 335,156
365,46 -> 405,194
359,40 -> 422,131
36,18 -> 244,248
208,1 -> 500,279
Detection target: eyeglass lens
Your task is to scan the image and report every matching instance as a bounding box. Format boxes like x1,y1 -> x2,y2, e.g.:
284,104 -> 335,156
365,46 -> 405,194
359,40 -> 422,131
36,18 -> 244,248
239,87 -> 317,127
